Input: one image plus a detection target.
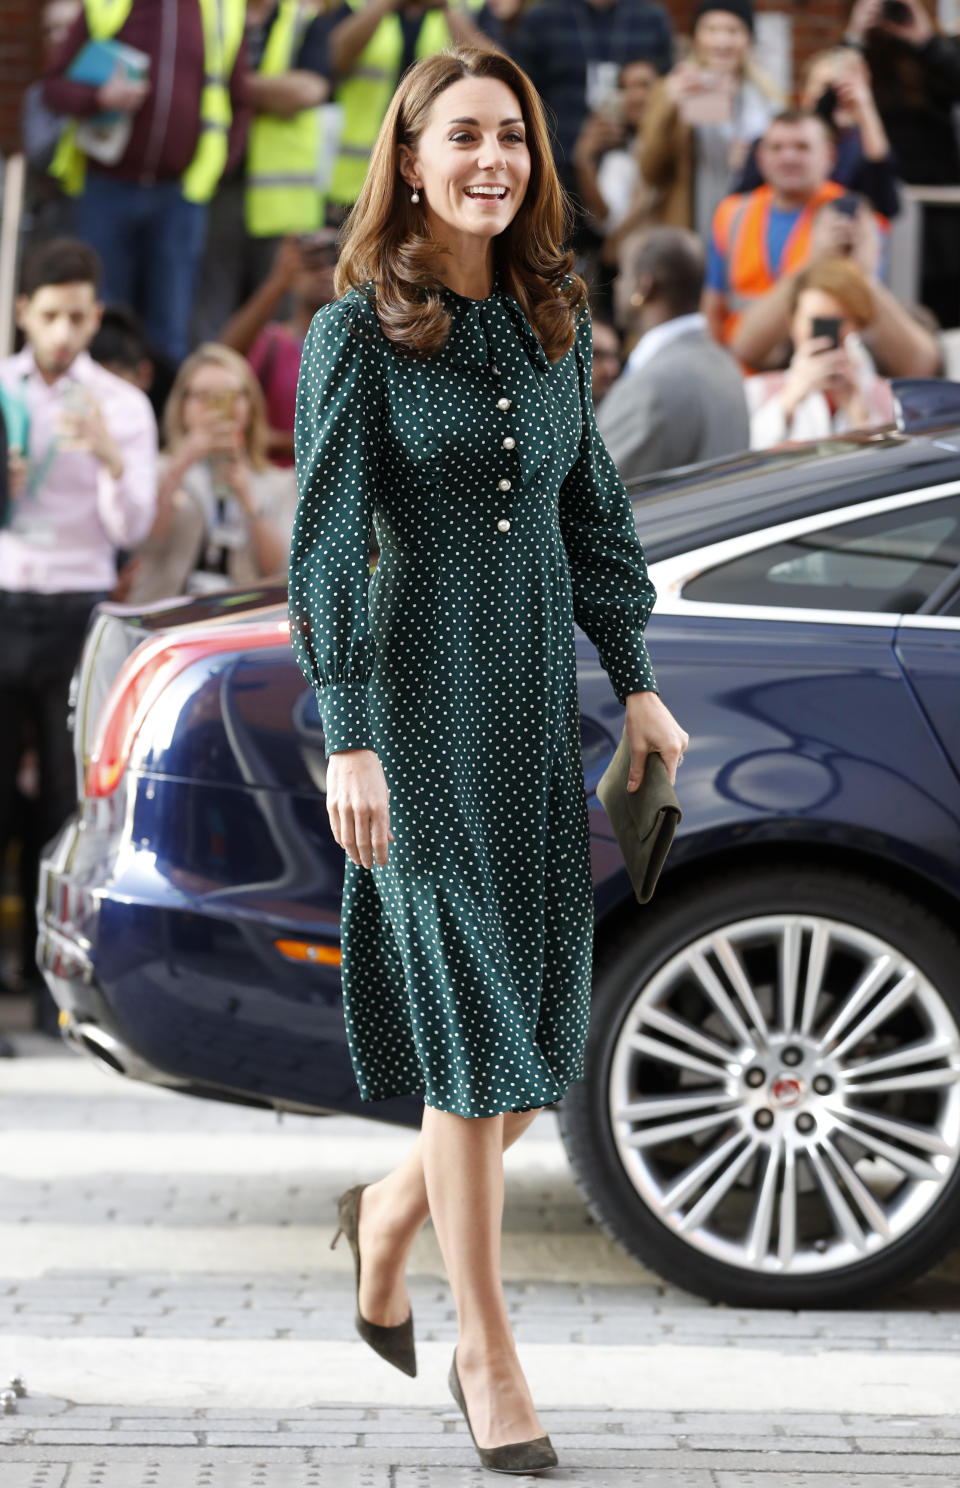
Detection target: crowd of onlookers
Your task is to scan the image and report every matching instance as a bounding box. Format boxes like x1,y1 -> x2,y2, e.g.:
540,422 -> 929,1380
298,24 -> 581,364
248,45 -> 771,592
3,0 -> 960,1019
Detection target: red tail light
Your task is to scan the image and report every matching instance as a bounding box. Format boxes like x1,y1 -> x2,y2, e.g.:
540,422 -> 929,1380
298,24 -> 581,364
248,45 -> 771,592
85,620 -> 290,798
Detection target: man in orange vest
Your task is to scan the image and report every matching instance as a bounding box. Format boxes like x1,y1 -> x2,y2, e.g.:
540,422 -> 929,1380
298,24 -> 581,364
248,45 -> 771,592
704,111 -> 852,357
705,108 -> 940,378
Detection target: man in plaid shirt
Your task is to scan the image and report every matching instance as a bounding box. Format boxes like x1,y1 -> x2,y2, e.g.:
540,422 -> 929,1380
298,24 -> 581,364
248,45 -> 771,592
511,0 -> 672,204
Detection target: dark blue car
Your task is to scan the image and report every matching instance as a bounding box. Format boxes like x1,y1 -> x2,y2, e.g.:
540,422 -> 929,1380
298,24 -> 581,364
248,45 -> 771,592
40,392 -> 960,1310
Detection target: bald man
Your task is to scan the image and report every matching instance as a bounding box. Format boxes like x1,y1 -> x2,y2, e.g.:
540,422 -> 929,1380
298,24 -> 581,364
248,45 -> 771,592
597,227 -> 749,480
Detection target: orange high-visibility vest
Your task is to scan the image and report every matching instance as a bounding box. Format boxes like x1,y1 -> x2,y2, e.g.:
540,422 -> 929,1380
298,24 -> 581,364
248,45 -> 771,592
712,181 -> 847,345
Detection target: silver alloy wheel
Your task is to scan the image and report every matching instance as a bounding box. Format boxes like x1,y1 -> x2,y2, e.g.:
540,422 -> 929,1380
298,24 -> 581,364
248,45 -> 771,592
608,914 -> 960,1275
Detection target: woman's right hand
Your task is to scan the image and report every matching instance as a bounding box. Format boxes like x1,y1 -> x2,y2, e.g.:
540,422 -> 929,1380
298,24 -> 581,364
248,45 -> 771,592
780,336 -> 848,417
573,110 -> 626,165
180,419 -> 244,465
327,748 -> 394,868
846,0 -> 883,43
665,61 -> 705,105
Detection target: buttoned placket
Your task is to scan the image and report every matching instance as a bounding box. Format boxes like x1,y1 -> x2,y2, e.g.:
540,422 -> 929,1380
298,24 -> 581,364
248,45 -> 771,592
492,359 -> 517,536
461,290 -> 524,537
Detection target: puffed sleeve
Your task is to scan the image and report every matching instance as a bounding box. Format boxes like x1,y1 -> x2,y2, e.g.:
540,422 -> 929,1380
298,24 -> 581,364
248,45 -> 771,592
558,305 -> 659,701
289,295 -> 382,754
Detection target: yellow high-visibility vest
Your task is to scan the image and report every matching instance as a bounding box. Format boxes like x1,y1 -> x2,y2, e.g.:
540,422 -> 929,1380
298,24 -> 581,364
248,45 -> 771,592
328,2 -> 452,208
246,0 -> 325,237
50,0 -> 246,204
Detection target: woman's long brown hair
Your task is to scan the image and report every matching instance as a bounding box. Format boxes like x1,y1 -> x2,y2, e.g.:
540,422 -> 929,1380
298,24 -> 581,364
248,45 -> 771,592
334,46 -> 587,363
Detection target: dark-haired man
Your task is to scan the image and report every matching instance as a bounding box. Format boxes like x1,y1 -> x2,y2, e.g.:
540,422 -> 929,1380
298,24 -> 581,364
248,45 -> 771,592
597,226 -> 748,478
0,238 -> 157,998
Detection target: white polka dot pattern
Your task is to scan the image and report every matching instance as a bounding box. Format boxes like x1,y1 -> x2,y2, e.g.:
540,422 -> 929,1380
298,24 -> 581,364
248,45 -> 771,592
289,269 -> 658,1118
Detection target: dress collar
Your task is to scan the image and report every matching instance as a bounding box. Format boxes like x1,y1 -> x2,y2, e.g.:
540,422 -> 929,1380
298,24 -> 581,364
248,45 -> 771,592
355,270 -> 553,374
434,267 -> 553,374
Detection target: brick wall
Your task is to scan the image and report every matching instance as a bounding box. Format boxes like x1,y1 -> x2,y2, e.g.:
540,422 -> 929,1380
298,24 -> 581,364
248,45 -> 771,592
0,0 -> 44,158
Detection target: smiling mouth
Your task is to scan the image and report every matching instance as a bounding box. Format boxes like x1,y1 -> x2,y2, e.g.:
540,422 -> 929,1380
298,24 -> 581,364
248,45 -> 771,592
463,186 -> 509,200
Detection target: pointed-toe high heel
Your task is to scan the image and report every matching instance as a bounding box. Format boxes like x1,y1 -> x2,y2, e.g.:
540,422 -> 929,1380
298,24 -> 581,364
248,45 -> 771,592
329,1182 -> 417,1377
448,1347 -> 559,1475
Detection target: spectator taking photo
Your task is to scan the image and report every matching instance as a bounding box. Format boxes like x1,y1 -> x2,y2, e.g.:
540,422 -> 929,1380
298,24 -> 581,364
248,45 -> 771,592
0,238 -> 157,996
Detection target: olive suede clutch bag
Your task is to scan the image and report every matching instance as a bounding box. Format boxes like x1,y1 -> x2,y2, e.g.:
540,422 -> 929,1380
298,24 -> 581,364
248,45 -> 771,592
595,728 -> 682,904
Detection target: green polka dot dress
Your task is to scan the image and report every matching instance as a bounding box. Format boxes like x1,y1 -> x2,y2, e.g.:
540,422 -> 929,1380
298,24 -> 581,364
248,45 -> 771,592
289,268 -> 658,1118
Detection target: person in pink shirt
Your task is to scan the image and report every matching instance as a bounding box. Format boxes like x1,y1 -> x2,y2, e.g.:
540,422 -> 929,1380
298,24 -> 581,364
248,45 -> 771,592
0,237 -> 157,998
219,231 -> 339,467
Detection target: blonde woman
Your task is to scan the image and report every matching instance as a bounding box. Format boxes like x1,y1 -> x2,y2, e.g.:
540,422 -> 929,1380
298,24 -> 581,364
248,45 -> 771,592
638,1 -> 781,238
289,45 -> 687,1473
126,344 -> 296,602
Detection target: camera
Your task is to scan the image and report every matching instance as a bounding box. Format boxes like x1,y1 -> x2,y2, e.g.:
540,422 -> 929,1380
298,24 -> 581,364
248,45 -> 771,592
881,0 -> 912,25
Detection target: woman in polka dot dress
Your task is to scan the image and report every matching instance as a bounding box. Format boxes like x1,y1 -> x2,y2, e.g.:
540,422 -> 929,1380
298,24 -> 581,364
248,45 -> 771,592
289,46 -> 688,1472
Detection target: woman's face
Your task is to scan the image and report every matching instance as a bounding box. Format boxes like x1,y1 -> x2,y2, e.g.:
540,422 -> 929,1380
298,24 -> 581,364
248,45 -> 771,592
399,75 -> 531,250
181,362 -> 251,438
620,60 -> 658,130
693,11 -> 752,73
791,287 -> 858,349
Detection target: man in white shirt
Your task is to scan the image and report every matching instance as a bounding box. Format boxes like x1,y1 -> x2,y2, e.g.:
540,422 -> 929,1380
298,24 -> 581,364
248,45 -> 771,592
597,226 -> 750,481
0,238 -> 157,1001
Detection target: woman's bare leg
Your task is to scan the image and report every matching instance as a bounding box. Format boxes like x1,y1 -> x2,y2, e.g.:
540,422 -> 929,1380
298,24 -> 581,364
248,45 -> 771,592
420,1105 -> 545,1448
355,1107 -> 541,1329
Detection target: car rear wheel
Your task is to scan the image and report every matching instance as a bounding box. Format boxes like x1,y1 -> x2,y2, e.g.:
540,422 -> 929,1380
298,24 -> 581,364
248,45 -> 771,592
558,866 -> 960,1307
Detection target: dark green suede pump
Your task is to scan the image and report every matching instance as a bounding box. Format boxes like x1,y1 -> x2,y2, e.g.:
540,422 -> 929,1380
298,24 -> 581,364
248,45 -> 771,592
448,1347 -> 559,1475
330,1182 -> 417,1377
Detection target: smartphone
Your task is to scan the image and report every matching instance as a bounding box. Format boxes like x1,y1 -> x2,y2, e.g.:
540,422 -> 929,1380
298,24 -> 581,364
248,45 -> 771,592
298,232 -> 339,267
207,390 -> 237,421
882,0 -> 912,24
600,90 -> 626,126
814,84 -> 839,128
678,71 -> 734,127
811,316 -> 842,349
832,194 -> 861,218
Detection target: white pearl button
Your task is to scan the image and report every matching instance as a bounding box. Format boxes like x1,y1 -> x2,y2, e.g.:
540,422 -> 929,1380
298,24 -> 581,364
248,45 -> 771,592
502,436 -> 516,450
497,518 -> 511,532
497,397 -> 511,411
498,478 -> 511,491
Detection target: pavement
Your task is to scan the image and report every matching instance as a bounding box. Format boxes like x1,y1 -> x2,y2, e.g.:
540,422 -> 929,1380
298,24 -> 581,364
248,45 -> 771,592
2,1028 -> 960,1486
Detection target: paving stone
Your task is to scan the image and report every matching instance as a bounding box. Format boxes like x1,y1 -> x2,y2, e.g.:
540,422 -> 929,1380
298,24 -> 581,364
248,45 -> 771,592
0,1470 -> 69,1488
203,1431 -> 360,1446
48,1469 -> 389,1488
31,1432 -> 202,1446
853,1438 -> 960,1455
392,1472 -> 715,1487
685,1436 -> 855,1453
716,1478 -> 958,1487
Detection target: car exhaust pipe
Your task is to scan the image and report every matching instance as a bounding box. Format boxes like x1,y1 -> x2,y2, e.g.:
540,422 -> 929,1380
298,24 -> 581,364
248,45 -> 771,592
64,1018 -> 184,1089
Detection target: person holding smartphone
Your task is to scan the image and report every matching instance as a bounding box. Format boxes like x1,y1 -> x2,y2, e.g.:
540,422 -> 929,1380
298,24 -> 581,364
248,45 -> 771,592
638,0 -> 782,239
572,55 -> 660,241
125,344 -> 293,602
732,44 -> 900,219
218,231 -> 339,467
745,254 -> 895,447
845,0 -> 960,326
0,238 -> 157,1016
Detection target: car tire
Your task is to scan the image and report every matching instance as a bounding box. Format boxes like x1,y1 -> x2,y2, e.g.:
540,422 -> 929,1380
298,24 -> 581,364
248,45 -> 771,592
558,865 -> 960,1308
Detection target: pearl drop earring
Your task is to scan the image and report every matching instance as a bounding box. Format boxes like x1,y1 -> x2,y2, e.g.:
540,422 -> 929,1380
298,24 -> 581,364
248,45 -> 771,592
411,185 -> 420,203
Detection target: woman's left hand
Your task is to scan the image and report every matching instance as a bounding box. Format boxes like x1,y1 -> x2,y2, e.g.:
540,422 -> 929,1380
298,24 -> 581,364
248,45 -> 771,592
624,690 -> 690,789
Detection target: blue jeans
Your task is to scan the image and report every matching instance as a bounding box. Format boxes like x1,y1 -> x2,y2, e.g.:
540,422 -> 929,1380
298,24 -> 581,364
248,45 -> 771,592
77,173 -> 208,365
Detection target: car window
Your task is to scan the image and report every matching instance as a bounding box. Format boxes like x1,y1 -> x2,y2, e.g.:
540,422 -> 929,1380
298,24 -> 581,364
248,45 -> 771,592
682,497 -> 960,613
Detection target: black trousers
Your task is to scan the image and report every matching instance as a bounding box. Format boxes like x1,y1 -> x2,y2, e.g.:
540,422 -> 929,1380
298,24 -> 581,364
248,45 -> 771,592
0,590 -> 106,984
